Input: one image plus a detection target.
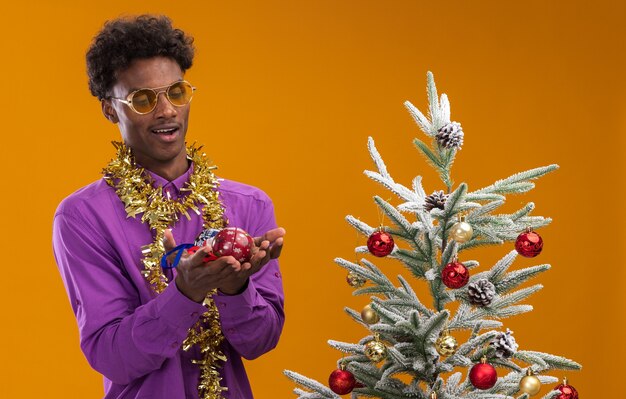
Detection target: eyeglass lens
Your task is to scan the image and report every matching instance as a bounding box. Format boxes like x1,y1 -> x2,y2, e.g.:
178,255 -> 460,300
131,81 -> 194,113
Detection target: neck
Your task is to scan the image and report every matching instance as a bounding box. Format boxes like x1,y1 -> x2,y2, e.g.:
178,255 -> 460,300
136,152 -> 189,182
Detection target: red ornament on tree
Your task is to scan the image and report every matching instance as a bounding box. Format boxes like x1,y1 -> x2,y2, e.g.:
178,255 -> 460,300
441,261 -> 470,289
469,356 -> 497,390
554,378 -> 578,399
328,367 -> 356,395
212,227 -> 254,263
515,228 -> 543,258
367,230 -> 395,257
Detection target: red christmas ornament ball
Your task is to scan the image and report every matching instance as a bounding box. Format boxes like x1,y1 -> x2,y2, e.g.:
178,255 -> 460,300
328,368 -> 356,395
212,227 -> 254,263
441,261 -> 470,289
469,361 -> 497,390
367,230 -> 395,257
515,230 -> 543,258
554,381 -> 578,399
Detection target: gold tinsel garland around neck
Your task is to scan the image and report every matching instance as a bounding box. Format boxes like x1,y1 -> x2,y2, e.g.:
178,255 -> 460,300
102,141 -> 227,399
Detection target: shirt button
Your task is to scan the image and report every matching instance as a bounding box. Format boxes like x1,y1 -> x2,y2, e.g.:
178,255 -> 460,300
274,272 -> 281,278
170,342 -> 179,348
228,328 -> 235,333
191,312 -> 198,318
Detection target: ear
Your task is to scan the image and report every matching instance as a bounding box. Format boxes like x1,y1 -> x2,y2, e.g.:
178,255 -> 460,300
101,99 -> 119,123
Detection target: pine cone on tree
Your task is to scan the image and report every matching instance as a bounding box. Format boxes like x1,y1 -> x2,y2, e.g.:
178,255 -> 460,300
436,122 -> 464,150
424,190 -> 448,212
467,278 -> 496,306
490,329 -> 518,359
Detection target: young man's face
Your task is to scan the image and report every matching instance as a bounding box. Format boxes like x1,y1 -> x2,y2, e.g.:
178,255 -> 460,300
104,56 -> 190,171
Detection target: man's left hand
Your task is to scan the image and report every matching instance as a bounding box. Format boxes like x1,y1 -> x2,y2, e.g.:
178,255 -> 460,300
218,227 -> 285,295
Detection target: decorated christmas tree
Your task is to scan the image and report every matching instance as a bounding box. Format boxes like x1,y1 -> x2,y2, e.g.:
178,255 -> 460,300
284,73 -> 581,399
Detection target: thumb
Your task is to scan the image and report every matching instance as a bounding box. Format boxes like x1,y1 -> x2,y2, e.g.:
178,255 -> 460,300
163,229 -> 177,252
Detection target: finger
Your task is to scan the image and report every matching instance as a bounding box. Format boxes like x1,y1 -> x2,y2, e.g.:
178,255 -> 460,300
193,260 -> 240,291
163,229 -> 177,252
245,249 -> 269,274
188,258 -> 234,287
269,237 -> 284,259
185,246 -> 220,269
206,256 -> 241,274
252,240 -> 270,253
206,258 -> 242,281
254,227 -> 286,246
249,248 -> 267,266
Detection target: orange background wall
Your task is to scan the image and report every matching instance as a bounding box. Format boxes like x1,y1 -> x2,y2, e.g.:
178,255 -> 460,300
1,1 -> 624,398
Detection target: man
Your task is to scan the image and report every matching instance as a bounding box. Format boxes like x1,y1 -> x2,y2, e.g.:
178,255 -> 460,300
52,15 -> 285,399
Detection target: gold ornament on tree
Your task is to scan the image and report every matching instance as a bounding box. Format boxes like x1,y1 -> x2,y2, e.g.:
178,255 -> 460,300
364,334 -> 387,363
519,368 -> 541,396
347,271 -> 366,288
361,304 -> 380,325
450,214 -> 473,243
435,330 -> 458,357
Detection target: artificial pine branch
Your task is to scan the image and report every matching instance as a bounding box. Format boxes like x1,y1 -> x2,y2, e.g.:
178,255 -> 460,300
284,371 -> 339,398
474,165 -> 559,195
374,196 -> 416,238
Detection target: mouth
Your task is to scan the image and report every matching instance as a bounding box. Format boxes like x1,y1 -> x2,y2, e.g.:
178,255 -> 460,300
150,124 -> 180,142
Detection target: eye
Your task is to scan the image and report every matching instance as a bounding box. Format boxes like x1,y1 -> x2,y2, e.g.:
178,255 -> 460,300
132,91 -> 152,107
169,87 -> 184,99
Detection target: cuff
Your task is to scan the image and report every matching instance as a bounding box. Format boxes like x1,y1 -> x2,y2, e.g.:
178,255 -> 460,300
155,282 -> 209,332
213,279 -> 258,322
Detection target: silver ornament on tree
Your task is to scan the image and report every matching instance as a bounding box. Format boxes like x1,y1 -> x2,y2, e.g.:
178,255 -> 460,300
490,328 -> 518,359
436,121 -> 464,150
468,278 -> 496,306
450,214 -> 473,243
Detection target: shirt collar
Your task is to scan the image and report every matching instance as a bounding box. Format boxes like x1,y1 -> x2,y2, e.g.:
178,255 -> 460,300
144,161 -> 194,199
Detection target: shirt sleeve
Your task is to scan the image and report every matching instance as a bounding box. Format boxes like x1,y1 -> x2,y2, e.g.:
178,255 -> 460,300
52,209 -> 209,385
214,195 -> 285,360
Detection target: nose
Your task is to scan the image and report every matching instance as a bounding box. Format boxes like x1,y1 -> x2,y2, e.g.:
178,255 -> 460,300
153,91 -> 177,119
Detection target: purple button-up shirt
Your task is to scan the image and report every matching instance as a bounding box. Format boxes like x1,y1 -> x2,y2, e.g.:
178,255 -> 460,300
52,165 -> 284,399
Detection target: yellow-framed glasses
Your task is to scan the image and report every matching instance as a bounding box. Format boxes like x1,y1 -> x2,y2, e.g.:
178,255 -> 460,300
110,80 -> 196,115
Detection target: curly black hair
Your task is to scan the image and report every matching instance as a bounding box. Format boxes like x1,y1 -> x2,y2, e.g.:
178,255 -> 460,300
86,15 -> 195,100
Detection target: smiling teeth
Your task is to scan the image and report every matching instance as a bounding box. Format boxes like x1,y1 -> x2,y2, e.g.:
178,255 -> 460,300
153,128 -> 176,133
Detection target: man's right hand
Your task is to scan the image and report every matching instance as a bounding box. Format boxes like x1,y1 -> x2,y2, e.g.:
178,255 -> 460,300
163,229 -> 244,303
